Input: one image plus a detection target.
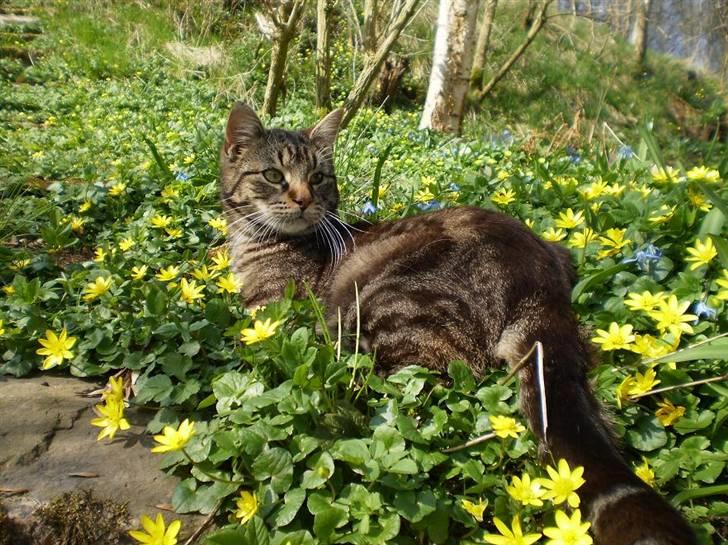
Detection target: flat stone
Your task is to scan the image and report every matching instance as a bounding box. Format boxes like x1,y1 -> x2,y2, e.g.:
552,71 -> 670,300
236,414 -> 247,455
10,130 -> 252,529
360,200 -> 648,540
0,375 -> 205,538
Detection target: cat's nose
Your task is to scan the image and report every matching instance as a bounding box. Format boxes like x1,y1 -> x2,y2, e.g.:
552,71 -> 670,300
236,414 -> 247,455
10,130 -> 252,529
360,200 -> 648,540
289,187 -> 312,210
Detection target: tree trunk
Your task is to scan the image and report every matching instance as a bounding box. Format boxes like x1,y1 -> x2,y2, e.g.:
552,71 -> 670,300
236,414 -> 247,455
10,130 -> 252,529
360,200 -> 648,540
261,0 -> 306,118
340,0 -> 421,129
316,0 -> 332,109
477,0 -> 553,102
470,0 -> 498,85
631,0 -> 650,68
363,0 -> 379,57
419,0 -> 478,133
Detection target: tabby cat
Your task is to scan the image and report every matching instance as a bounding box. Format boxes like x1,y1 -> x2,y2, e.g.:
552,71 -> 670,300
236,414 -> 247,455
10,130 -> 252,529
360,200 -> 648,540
219,103 -> 696,545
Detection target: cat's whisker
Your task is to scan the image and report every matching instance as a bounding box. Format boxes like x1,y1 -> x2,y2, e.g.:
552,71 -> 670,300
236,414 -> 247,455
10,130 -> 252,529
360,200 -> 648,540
322,216 -> 346,263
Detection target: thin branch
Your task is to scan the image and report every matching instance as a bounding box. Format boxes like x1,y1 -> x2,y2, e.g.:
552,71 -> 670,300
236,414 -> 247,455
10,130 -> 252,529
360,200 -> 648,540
629,373 -> 728,400
442,432 -> 497,453
499,340 -> 539,385
182,498 -> 224,545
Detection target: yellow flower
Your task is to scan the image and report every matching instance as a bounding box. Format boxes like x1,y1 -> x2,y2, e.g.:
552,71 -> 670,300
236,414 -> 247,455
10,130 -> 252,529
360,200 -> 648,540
161,185 -> 180,201
543,509 -> 593,545
541,459 -> 585,508
655,399 -> 685,426
79,199 -> 92,213
151,214 -> 173,229
650,165 -> 679,183
248,305 -> 265,319
542,227 -> 567,242
685,237 -> 717,270
103,376 -> 125,403
648,295 -> 697,337
216,272 -> 241,294
615,376 -> 635,409
567,228 -> 596,249
484,516 -> 541,545
234,491 -> 258,525
183,154 -> 195,165
0,319 -> 5,336
716,269 -> 728,300
82,276 -> 113,302
211,249 -> 231,271
524,218 -> 535,229
579,180 -> 608,200
625,291 -> 665,313
191,265 -> 218,282
687,188 -> 712,211
93,247 -> 107,262
591,322 -> 635,351
208,217 -> 228,235
605,182 -> 625,196
119,237 -> 135,251
70,216 -> 86,233
415,187 -> 436,203
648,205 -> 676,224
634,458 -> 655,487
151,419 -> 195,453
9,258 -> 30,271
496,170 -> 510,181
630,334 -> 672,358
241,318 -> 282,345
36,328 -> 77,370
507,473 -> 545,507
491,188 -> 516,206
131,265 -> 148,280
686,166 -> 720,183
628,369 -> 660,396
108,182 -> 127,196
489,415 -> 526,439
129,514 -> 182,545
597,228 -> 631,258
555,208 -> 585,229
90,398 -> 130,441
461,498 -> 487,522
179,278 -> 204,304
165,227 -> 182,239
2,285 -> 15,295
156,265 -> 180,282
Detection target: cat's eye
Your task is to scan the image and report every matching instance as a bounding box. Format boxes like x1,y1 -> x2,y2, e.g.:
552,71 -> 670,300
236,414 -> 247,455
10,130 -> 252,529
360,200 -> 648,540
310,172 -> 324,185
262,168 -> 284,184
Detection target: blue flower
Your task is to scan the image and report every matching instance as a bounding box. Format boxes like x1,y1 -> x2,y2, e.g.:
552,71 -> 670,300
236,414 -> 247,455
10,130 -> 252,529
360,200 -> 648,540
691,301 -> 716,322
361,201 -> 377,215
175,171 -> 190,181
366,145 -> 378,156
617,145 -> 634,160
449,183 -> 461,192
623,244 -> 662,272
566,146 -> 581,164
417,200 -> 441,211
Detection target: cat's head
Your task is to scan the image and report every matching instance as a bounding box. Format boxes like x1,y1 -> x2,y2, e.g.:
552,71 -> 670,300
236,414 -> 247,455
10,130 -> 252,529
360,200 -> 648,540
220,103 -> 343,239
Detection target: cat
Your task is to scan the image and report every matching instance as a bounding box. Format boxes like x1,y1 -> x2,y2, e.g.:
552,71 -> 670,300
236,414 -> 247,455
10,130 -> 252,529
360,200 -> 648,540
219,102 -> 697,545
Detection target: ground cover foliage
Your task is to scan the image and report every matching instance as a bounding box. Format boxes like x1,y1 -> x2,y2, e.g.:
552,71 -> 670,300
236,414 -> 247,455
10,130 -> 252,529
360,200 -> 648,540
1,1 -> 728,544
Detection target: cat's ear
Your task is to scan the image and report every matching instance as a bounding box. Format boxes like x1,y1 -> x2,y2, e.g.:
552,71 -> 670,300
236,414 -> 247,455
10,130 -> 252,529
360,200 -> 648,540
224,102 -> 264,157
307,109 -> 343,151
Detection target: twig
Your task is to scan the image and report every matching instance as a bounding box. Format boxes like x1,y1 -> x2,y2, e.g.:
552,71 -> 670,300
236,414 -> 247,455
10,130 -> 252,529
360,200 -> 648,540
442,432 -> 497,454
183,498 -> 224,545
629,373 -> 728,400
499,341 -> 539,385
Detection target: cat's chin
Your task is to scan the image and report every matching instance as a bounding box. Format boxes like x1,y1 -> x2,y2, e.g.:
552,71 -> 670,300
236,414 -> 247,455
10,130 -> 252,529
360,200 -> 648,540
276,217 -> 317,236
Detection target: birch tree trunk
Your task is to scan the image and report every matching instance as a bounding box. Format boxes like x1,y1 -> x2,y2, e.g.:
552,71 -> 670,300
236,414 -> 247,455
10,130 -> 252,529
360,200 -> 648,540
631,0 -> 650,67
262,0 -> 306,118
470,0 -> 498,85
362,0 -> 379,57
316,0 -> 332,109
419,0 -> 478,133
340,0 -> 421,129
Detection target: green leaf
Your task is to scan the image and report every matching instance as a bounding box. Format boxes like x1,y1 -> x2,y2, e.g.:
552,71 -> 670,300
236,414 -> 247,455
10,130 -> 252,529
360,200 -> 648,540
571,263 -> 629,302
204,528 -> 247,545
448,360 -> 475,393
673,410 -> 715,434
393,490 -> 436,522
205,298 -> 232,327
142,135 -> 174,180
331,439 -> 370,466
698,207 -> 725,237
709,235 -> 728,269
387,458 -> 418,474
650,338 -> 728,364
269,488 -> 306,528
135,374 -> 174,404
313,506 -> 348,544
145,284 -> 168,315
625,416 -> 667,451
301,452 -> 335,489
252,447 -> 294,493
179,340 -> 200,357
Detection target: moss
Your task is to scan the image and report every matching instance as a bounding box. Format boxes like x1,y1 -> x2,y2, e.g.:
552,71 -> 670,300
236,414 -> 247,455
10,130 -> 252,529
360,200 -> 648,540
1,489 -> 133,545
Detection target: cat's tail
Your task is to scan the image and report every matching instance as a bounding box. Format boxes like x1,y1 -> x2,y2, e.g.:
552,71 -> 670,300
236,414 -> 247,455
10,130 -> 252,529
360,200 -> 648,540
495,310 -> 696,545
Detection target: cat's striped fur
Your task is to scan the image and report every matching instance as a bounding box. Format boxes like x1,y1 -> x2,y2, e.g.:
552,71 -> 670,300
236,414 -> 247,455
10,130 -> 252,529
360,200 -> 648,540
220,103 -> 696,545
